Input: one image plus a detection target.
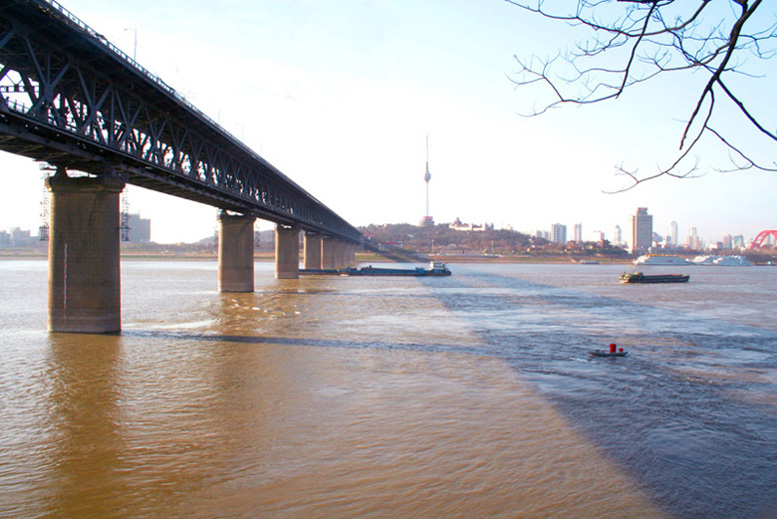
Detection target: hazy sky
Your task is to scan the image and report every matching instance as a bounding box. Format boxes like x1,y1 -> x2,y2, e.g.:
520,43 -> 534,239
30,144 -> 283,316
1,0 -> 775,244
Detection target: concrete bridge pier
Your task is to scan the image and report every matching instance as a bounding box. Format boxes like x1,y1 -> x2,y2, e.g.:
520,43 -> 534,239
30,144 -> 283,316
321,237 -> 342,269
303,232 -> 322,270
335,240 -> 348,268
321,237 -> 336,269
47,170 -> 125,333
275,225 -> 300,279
346,243 -> 357,266
336,240 -> 357,268
218,212 -> 256,292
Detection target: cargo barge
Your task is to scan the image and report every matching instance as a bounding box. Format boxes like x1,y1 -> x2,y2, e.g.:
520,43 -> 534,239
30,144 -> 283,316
619,272 -> 689,284
301,261 -> 452,277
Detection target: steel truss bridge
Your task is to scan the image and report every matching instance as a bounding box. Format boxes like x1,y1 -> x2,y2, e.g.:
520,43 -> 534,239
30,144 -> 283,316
0,0 -> 361,243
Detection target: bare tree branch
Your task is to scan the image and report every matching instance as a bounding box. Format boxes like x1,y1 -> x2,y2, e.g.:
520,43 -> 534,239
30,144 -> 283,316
507,0 -> 777,184
708,126 -> 777,172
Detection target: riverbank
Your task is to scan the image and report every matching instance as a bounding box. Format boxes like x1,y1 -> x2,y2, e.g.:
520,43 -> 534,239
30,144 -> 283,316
2,248 -> 774,264
0,249 -> 631,263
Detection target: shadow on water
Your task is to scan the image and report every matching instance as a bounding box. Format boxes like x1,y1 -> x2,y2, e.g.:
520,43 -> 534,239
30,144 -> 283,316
418,268 -> 777,519
123,328 -> 777,517
122,265 -> 777,519
121,330 -> 481,356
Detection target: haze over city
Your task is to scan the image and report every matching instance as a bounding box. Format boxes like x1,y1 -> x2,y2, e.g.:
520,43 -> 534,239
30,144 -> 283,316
1,0 -> 774,244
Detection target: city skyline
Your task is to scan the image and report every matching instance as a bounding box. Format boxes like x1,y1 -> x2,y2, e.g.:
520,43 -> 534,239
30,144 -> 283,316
2,208 -> 765,251
1,1 -> 775,244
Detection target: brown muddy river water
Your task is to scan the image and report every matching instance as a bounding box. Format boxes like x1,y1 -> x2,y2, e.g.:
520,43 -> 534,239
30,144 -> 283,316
1,260 -> 776,518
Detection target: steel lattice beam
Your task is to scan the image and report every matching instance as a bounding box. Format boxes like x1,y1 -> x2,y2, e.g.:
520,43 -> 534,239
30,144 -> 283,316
0,0 -> 361,243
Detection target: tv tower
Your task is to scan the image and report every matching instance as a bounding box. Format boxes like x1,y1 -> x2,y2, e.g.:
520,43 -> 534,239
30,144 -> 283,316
420,134 -> 434,227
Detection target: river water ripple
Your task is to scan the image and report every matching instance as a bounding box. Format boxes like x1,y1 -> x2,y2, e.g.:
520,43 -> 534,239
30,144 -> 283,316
0,260 -> 775,518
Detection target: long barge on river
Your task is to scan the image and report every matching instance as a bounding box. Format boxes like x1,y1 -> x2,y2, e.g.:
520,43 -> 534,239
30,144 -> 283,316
619,272 -> 689,284
301,261 -> 452,277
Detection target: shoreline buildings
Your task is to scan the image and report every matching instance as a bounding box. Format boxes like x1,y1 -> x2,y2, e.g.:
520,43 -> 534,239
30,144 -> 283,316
573,223 -> 582,243
552,223 -> 567,245
533,208 -> 759,253
613,225 -> 623,247
126,213 -> 151,243
670,221 -> 679,247
630,207 -> 653,252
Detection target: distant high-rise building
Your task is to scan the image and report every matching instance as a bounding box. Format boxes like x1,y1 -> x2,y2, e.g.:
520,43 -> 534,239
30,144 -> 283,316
10,227 -> 33,247
722,234 -> 733,249
127,214 -> 151,243
687,227 -> 701,250
733,234 -> 745,248
671,221 -> 679,246
613,225 -> 622,246
552,223 -> 567,245
573,223 -> 582,243
630,207 -> 653,252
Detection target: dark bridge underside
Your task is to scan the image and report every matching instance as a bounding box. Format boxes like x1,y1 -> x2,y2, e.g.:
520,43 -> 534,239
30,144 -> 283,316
0,0 -> 362,243
0,107 -> 267,218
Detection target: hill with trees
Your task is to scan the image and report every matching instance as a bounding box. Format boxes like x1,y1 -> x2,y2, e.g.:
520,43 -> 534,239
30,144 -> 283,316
360,222 -> 628,261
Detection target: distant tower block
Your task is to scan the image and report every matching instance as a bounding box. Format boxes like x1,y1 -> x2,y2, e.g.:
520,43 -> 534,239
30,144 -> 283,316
120,191 -> 131,242
630,207 -> 653,252
39,171 -> 50,241
419,134 -> 434,227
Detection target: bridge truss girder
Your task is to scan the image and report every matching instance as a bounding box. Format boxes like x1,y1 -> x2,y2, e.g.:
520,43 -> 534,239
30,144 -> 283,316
0,0 -> 361,243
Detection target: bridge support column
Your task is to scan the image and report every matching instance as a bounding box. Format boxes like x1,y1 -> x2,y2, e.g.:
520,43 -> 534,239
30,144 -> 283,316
303,232 -> 322,270
321,237 -> 336,269
218,212 -> 255,292
334,240 -> 347,268
275,225 -> 300,279
47,172 -> 124,333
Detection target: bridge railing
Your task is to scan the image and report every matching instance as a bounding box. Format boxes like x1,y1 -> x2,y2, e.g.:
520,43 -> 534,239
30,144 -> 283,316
38,1 -> 223,127
2,91 -> 98,136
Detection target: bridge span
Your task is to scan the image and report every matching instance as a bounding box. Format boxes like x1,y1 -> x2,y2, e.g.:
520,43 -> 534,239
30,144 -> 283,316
751,230 -> 777,249
0,0 -> 363,333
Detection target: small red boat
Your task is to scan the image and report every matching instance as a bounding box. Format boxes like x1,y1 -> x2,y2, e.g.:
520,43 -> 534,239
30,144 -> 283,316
589,350 -> 628,357
589,343 -> 628,357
